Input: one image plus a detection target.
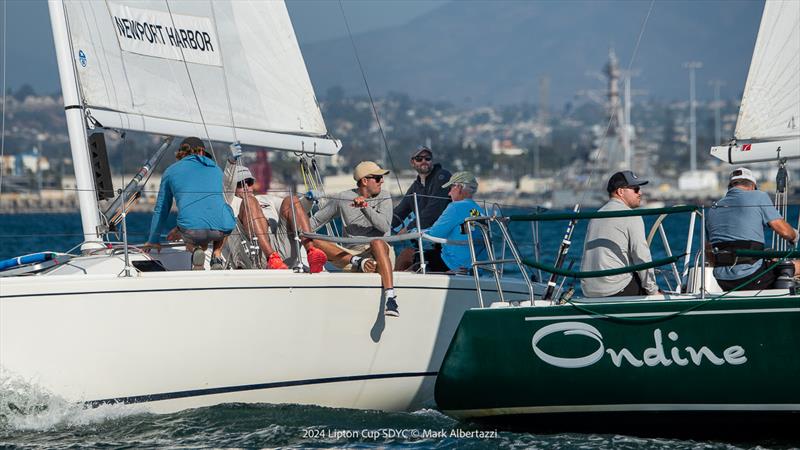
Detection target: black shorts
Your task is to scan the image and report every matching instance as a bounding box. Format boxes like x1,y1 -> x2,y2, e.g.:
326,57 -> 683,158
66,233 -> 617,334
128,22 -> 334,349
179,228 -> 227,248
412,245 -> 451,272
716,262 -> 777,291
611,273 -> 647,297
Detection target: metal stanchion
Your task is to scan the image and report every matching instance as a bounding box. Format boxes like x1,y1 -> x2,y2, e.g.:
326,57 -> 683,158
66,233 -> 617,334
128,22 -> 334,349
700,206 -> 706,299
466,220 -> 484,307
412,193 -> 426,274
120,189 -> 133,278
289,190 -> 304,272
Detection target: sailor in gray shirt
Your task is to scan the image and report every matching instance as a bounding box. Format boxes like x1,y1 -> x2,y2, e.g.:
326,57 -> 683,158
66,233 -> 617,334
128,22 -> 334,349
580,171 -> 660,298
310,186 -> 393,243
279,161 -> 400,317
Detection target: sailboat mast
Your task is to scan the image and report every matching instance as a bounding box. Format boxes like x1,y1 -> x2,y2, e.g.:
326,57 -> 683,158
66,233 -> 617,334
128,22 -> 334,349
48,0 -> 104,251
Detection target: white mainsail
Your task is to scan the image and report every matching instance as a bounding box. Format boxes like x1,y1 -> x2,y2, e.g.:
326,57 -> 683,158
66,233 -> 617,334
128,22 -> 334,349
735,0 -> 799,142
61,0 -> 340,154
710,0 -> 799,163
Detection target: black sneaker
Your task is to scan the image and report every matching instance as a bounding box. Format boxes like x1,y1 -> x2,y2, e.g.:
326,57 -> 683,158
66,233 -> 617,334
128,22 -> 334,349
385,297 -> 399,317
210,256 -> 225,270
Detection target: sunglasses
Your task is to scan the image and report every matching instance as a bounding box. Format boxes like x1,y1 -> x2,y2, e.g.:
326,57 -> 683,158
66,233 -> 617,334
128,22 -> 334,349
624,186 -> 641,193
413,156 -> 432,162
237,178 -> 254,188
366,175 -> 384,182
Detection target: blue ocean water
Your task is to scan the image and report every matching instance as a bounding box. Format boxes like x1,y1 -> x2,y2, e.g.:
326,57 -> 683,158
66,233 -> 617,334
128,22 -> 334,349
0,208 -> 797,448
0,400 -> 767,449
0,209 -> 701,264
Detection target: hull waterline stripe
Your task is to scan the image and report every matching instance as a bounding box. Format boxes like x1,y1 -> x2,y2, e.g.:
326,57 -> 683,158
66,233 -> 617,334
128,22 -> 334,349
86,371 -> 437,407
524,307 -> 800,321
445,403 -> 800,418
2,285 -> 529,300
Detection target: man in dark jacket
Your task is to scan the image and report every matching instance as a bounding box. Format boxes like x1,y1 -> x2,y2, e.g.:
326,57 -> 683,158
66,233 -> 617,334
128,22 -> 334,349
392,145 -> 452,230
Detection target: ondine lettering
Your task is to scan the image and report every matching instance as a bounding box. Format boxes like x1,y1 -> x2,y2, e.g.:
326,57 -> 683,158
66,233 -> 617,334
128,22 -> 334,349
531,322 -> 747,369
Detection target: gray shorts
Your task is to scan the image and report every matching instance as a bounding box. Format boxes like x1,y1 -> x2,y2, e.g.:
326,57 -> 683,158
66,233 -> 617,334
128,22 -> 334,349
179,228 -> 227,248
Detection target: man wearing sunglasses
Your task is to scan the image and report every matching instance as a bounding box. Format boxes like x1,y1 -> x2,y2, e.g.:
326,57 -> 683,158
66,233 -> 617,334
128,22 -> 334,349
279,161 -> 399,316
392,145 -> 452,232
706,167 -> 800,291
581,170 -> 660,298
226,165 -> 289,270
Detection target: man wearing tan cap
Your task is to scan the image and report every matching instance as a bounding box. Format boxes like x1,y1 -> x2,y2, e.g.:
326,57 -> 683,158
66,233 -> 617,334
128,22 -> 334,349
280,161 -> 399,316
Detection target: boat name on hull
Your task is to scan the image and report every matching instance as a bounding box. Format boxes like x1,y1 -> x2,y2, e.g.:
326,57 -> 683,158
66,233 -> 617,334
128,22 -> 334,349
531,322 -> 747,369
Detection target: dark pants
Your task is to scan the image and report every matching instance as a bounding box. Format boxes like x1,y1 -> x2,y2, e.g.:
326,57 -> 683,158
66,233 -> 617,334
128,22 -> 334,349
716,262 -> 777,291
412,244 -> 450,272
611,273 -> 646,297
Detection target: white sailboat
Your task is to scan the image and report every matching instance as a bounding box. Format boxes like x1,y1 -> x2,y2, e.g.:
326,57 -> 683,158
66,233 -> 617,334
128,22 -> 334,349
0,0 -> 533,414
710,0 -> 799,164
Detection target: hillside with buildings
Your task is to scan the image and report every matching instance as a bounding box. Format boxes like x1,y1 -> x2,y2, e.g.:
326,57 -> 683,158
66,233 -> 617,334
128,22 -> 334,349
1,53 -> 755,213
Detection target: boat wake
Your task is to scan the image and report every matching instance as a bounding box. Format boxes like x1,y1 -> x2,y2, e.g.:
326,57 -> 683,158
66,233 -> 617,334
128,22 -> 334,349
0,371 -> 148,432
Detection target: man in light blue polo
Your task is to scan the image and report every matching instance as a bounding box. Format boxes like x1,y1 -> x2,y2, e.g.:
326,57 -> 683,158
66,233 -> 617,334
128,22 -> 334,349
706,167 -> 799,290
395,171 -> 484,273
145,137 -> 236,270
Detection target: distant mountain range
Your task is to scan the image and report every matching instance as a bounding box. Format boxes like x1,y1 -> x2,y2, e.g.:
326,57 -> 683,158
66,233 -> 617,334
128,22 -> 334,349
299,0 -> 764,105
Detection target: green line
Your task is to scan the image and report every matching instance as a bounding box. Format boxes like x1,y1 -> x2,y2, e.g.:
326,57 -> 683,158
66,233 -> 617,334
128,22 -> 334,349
510,205 -> 698,222
522,254 -> 684,278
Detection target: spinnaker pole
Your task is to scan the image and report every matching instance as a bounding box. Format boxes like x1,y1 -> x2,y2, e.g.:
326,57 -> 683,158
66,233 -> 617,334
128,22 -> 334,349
104,138 -> 174,229
543,204 -> 579,300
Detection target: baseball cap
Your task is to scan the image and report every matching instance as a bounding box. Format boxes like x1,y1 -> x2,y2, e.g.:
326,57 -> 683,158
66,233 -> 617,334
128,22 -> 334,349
353,161 -> 390,181
411,145 -> 433,159
179,136 -> 212,158
443,171 -> 478,188
729,167 -> 757,186
606,170 -> 649,194
233,165 -> 255,184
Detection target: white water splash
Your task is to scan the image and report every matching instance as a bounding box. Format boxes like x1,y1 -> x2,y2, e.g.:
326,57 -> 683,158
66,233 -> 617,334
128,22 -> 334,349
0,371 -> 148,432
410,408 -> 455,421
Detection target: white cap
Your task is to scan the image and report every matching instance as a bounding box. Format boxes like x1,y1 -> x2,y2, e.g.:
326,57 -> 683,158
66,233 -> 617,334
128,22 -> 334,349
730,167 -> 757,186
233,165 -> 254,183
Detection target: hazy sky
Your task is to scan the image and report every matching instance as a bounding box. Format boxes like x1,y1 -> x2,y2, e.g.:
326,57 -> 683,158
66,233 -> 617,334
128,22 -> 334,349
288,0 -> 447,43
0,0 -> 447,94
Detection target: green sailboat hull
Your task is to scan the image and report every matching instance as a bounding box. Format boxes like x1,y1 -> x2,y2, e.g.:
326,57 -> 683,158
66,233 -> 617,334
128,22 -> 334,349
435,295 -> 800,432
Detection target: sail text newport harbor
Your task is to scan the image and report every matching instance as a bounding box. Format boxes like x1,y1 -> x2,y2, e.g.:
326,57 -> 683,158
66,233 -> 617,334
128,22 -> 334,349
531,322 -> 747,369
105,4 -> 222,66
113,17 -> 214,52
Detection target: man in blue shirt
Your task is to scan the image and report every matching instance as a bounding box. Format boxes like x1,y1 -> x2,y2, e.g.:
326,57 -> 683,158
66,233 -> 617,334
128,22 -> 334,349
145,137 -> 236,270
395,171 -> 484,273
706,167 -> 799,290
